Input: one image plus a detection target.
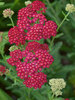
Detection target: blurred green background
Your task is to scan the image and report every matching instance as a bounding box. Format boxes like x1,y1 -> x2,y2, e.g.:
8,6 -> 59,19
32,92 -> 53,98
0,0 -> 75,100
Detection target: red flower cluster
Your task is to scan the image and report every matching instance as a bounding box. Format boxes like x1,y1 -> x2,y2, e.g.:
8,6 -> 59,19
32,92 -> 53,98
17,0 -> 47,34
23,72 -> 47,89
25,41 -> 49,52
7,0 -> 56,89
65,99 -> 69,100
0,65 -> 6,76
8,26 -> 26,45
43,21 -> 57,39
8,0 -> 57,45
18,0 -> 46,18
7,41 -> 54,89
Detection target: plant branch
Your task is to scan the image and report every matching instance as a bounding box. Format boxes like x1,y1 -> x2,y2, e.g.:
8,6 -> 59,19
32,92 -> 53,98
9,17 -> 14,27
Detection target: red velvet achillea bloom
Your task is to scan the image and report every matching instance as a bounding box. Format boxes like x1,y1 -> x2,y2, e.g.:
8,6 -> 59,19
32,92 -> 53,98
17,13 -> 47,32
7,49 -> 22,66
17,0 -> 46,30
25,41 -> 49,52
17,0 -> 47,32
25,24 -> 43,40
32,0 -> 47,13
25,20 -> 57,40
17,0 -> 57,40
7,42 -> 54,89
7,50 -> 49,89
17,16 -> 31,32
31,13 -> 47,24
8,26 -> 26,45
23,72 -> 47,89
43,21 -> 57,39
18,0 -> 46,18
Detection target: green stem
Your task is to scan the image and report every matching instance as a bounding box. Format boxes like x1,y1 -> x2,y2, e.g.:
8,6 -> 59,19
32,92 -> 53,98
57,12 -> 70,31
50,12 -> 70,51
48,92 -> 54,100
9,16 -> 14,27
49,37 -> 55,51
7,73 -> 22,83
51,94 -> 54,100
28,88 -> 31,100
47,0 -> 60,25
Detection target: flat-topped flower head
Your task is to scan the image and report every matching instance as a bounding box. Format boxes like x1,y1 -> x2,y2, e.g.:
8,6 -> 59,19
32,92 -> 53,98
25,41 -> 49,52
8,26 -> 26,45
17,0 -> 57,40
18,0 -> 46,19
23,72 -> 47,89
7,42 -> 54,89
3,8 -> 14,18
43,21 -> 57,39
49,78 -> 66,96
65,4 -> 75,13
32,0 -> 46,13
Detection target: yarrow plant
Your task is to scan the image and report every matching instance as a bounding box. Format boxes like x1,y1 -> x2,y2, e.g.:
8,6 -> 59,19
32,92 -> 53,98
1,0 -> 75,100
6,0 -> 57,89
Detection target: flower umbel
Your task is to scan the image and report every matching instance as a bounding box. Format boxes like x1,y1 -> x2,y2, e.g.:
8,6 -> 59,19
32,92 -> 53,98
49,78 -> 66,96
7,41 -> 54,89
8,26 -> 26,45
3,8 -> 14,18
65,4 -> 75,13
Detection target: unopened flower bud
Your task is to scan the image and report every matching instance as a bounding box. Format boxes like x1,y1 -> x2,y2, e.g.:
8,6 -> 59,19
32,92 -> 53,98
25,1 -> 32,6
9,45 -> 18,52
65,4 -> 75,13
3,8 -> 14,18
